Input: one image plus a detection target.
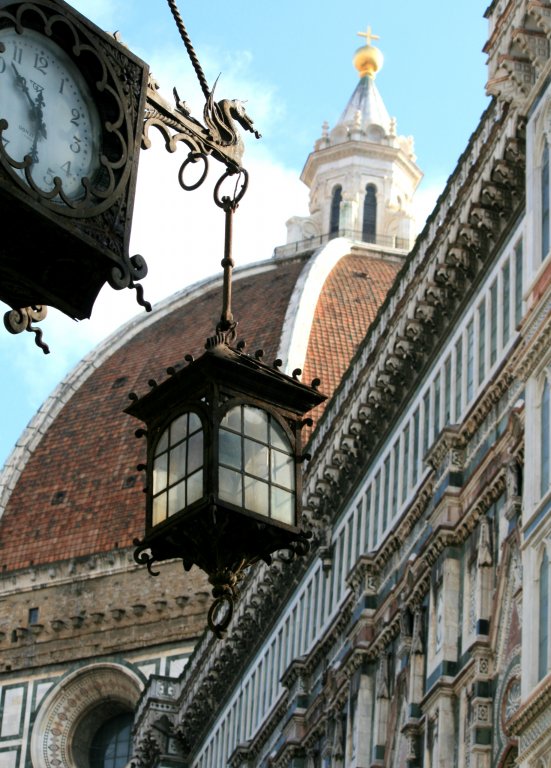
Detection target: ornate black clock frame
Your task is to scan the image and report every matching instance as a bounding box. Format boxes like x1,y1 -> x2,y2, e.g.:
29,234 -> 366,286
0,0 -> 149,321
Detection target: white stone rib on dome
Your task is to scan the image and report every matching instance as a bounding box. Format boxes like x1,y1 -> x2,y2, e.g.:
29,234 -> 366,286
277,237 -> 353,376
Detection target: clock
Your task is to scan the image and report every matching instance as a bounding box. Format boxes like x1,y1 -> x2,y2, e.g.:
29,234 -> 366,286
0,0 -> 149,320
0,25 -> 102,201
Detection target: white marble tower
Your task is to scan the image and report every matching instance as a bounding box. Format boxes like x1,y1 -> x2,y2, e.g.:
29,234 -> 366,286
286,28 -> 423,250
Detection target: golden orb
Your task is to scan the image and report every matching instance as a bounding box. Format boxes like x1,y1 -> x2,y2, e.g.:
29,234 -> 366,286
353,44 -> 384,79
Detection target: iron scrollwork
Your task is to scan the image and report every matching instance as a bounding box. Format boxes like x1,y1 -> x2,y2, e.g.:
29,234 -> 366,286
3,305 -> 49,354
143,76 -> 261,191
143,0 -> 261,196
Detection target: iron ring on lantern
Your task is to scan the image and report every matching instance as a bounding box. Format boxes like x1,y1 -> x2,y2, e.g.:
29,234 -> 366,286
214,168 -> 249,211
207,593 -> 235,639
178,151 -> 209,191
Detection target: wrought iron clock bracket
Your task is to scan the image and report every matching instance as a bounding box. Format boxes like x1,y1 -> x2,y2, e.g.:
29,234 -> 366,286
142,0 -> 261,204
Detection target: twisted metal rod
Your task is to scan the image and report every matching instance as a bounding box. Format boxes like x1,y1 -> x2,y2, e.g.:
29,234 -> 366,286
165,0 -> 211,101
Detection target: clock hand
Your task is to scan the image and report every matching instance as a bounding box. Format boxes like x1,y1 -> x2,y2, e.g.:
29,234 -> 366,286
29,129 -> 40,166
33,90 -> 47,140
11,64 -> 47,139
11,63 -> 35,110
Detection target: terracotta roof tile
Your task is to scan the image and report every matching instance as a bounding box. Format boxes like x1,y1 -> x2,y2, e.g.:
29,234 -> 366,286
302,252 -> 401,439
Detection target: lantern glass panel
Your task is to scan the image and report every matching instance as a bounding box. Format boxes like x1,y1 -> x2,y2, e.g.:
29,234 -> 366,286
219,430 -> 241,470
271,487 -> 294,525
152,491 -> 167,527
218,405 -> 297,524
272,450 -> 294,488
187,469 -> 203,505
171,413 -> 188,444
220,407 -> 241,432
244,407 -> 269,442
244,439 -> 269,480
151,411 -> 204,526
187,431 -> 203,475
219,467 -> 243,504
153,452 -> 168,495
168,480 -> 186,517
245,475 -> 269,515
157,429 -> 169,454
270,420 -> 288,451
168,441 -> 187,485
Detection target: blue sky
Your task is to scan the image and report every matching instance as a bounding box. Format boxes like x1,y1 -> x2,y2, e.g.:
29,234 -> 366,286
0,1 -> 489,467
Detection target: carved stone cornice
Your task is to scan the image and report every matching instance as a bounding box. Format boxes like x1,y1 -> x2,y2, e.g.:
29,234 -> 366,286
425,426 -> 464,472
461,362 -> 517,440
485,0 -> 551,107
506,677 -> 551,752
513,293 -> 551,382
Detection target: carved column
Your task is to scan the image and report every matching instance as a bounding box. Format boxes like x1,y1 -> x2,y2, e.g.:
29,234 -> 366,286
431,693 -> 456,768
354,662 -> 376,767
475,515 -> 494,635
468,648 -> 493,768
372,653 -> 391,765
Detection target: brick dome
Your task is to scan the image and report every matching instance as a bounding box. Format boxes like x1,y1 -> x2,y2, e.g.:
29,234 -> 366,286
0,242 -> 402,572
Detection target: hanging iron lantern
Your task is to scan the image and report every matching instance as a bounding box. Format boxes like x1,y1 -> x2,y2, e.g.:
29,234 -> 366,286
127,332 -> 325,636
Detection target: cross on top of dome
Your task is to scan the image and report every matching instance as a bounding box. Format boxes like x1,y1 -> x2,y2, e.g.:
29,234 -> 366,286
357,25 -> 380,47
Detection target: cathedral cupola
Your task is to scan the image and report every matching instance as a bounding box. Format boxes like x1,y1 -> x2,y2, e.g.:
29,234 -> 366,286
285,27 -> 423,253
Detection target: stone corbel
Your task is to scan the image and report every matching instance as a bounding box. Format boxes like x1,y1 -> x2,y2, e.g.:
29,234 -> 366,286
375,371 -> 396,396
491,157 -> 524,194
457,223 -> 488,264
468,203 -> 501,241
414,301 -> 437,325
480,180 -> 512,218
424,282 -> 448,310
445,242 -> 475,278
434,263 -> 463,298
504,134 -> 526,166
511,26 -> 549,71
527,1 -> 551,37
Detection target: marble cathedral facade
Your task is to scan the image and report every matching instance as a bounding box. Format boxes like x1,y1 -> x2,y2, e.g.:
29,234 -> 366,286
130,2 -> 551,767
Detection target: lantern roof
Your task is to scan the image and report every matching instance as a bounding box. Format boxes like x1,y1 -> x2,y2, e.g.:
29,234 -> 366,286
125,337 -> 326,427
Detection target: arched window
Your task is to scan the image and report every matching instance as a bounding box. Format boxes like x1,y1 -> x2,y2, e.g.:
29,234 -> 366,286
539,549 -> 549,681
330,185 -> 342,236
218,405 -> 296,525
542,376 -> 550,497
542,143 -> 549,262
90,712 -> 133,768
152,411 -> 204,526
362,184 -> 377,243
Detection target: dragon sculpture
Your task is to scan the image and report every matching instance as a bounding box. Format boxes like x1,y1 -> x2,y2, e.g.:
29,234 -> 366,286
144,73 -> 261,178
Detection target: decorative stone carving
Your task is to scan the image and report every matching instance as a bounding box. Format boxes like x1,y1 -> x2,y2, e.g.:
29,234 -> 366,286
477,516 -> 493,567
30,663 -> 142,768
376,654 -> 390,699
411,607 -> 424,655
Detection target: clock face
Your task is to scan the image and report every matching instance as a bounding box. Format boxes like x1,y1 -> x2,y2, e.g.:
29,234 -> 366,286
0,26 -> 102,202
